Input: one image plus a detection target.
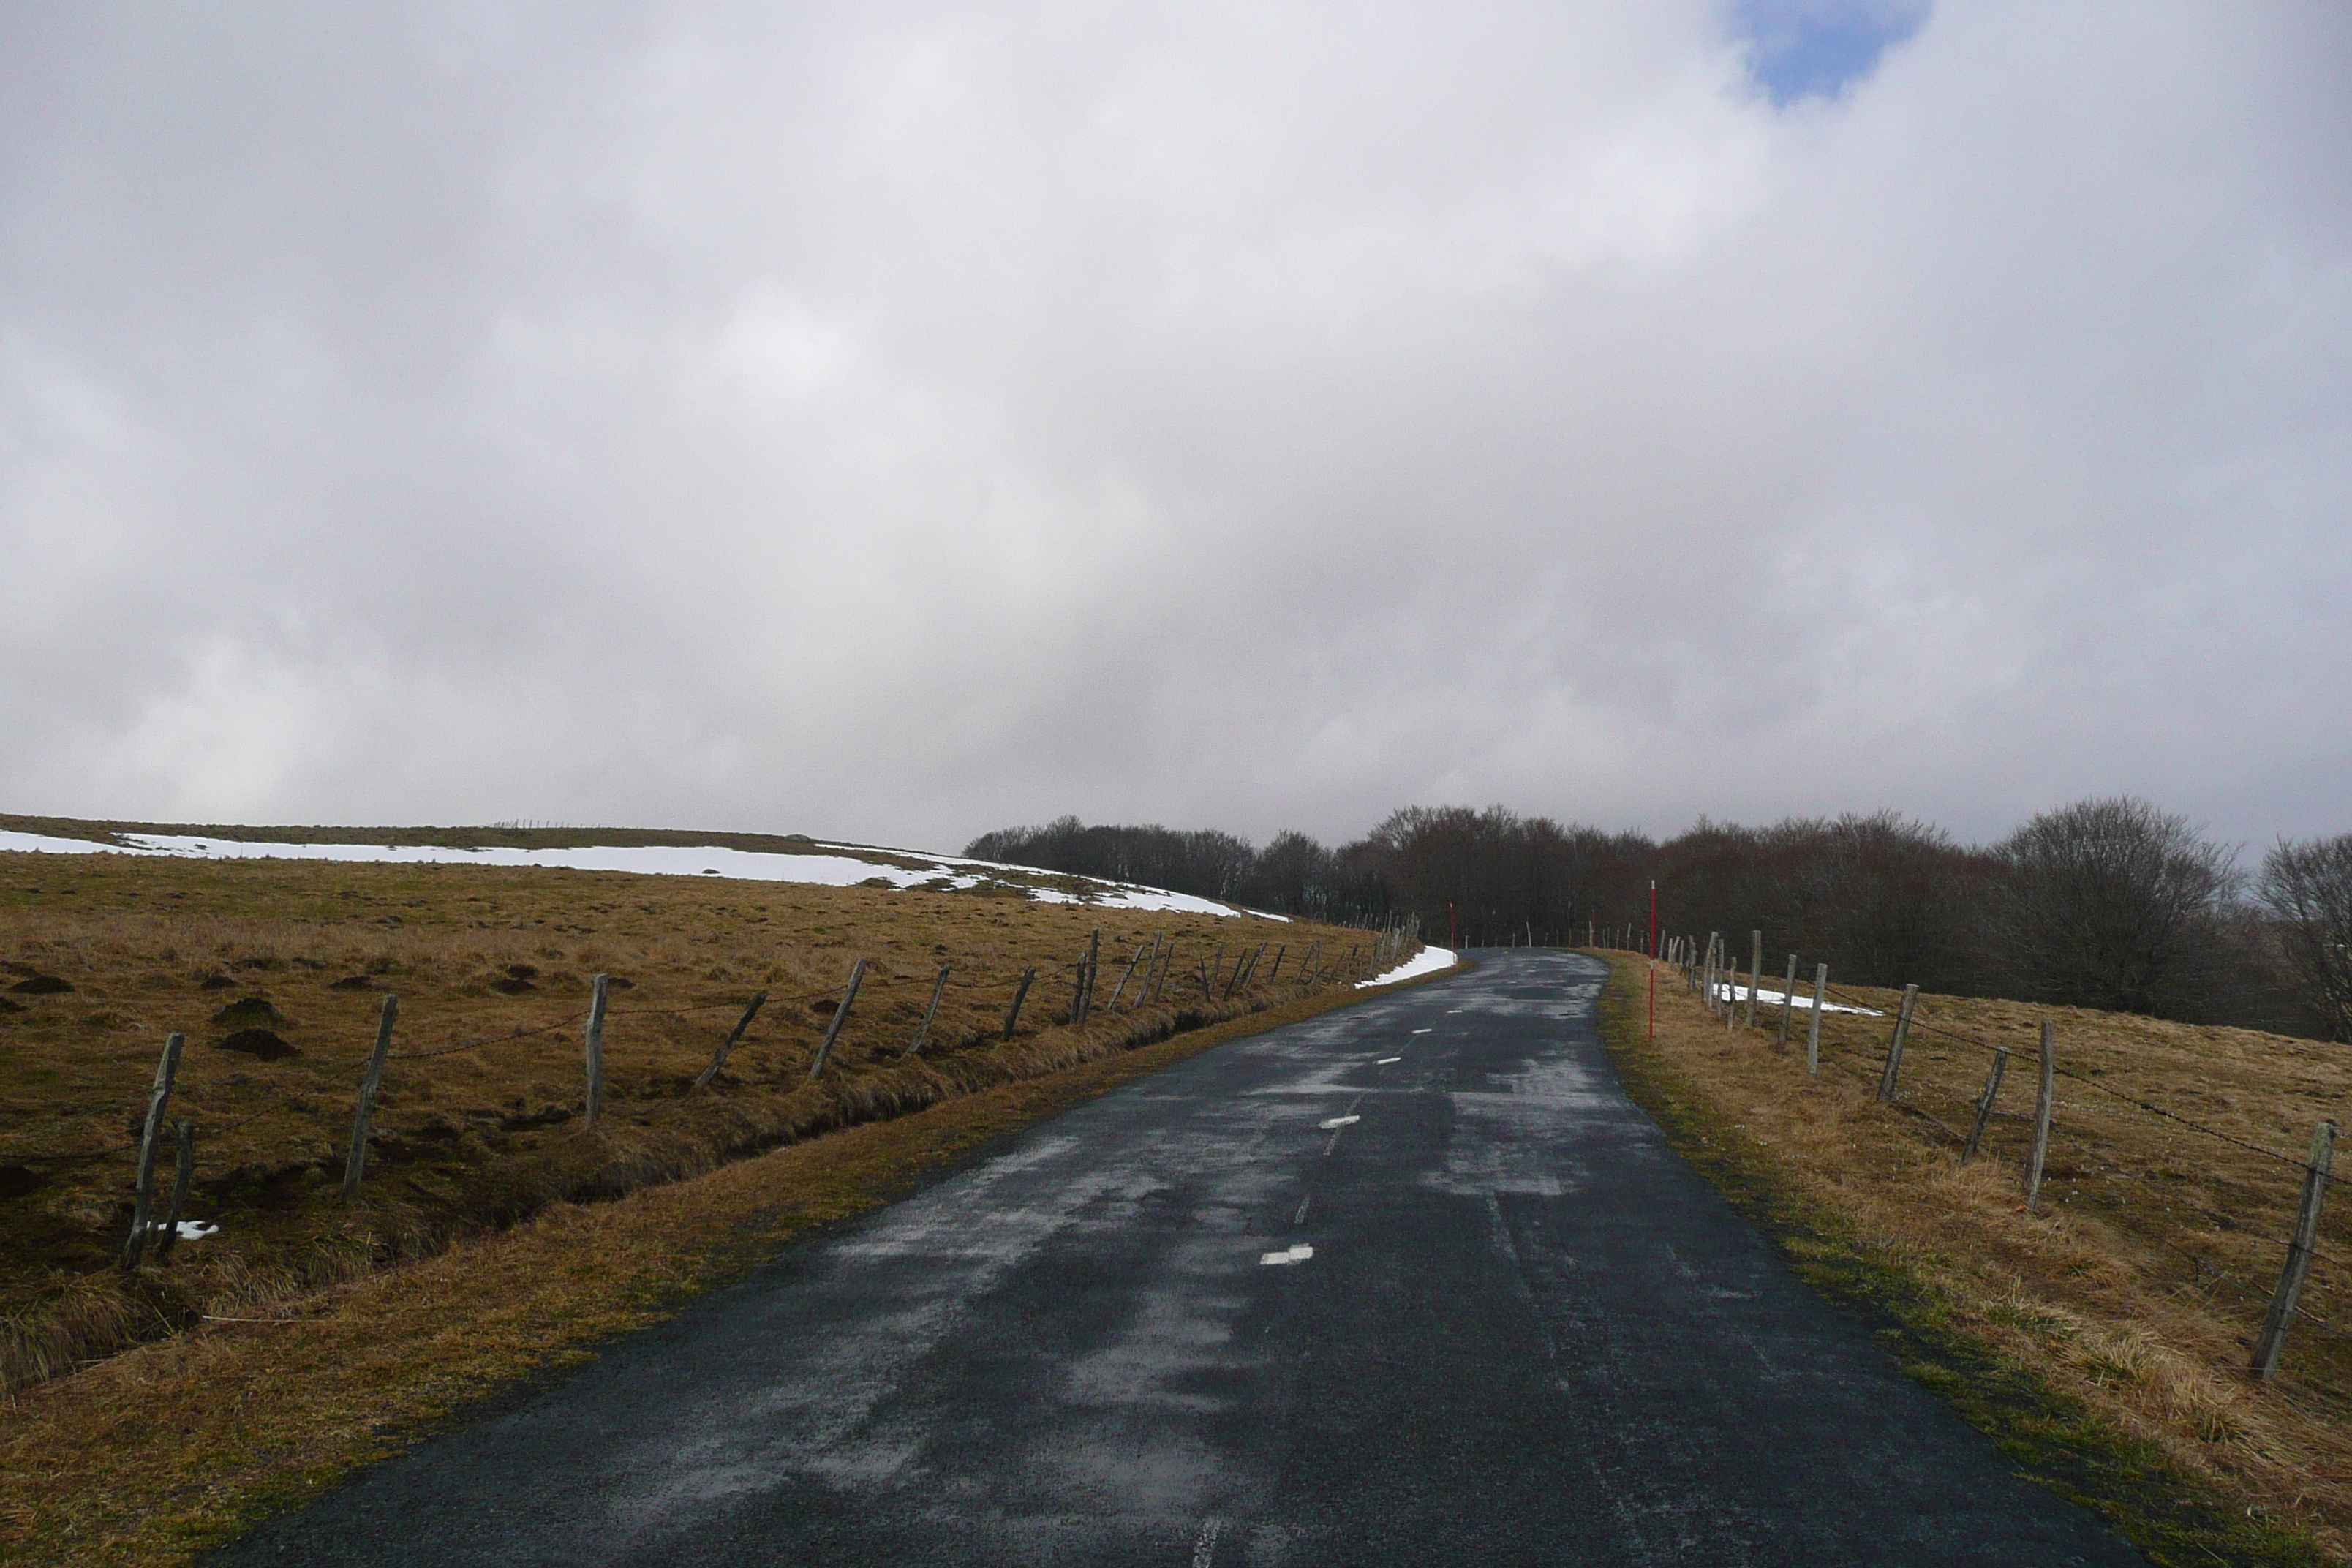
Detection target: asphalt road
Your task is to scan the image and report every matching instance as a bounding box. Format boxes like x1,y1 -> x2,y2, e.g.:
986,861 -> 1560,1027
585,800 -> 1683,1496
207,950 -> 2142,1567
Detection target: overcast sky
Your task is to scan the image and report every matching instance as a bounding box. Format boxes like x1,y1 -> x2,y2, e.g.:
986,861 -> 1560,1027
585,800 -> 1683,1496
3,1 -> 2346,855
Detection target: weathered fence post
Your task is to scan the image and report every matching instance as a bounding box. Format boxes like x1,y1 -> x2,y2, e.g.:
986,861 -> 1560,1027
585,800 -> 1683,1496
1807,964 -> 1828,1076
1876,984 -> 1921,1103
2254,1120 -> 2340,1381
1725,957 -> 1741,1033
1003,968 -> 1037,1040
1080,929 -> 1101,1021
118,1032 -> 185,1268
1744,932 -> 1762,1026
1961,1046 -> 2008,1164
1267,943 -> 1287,984
1228,943 -> 1266,998
1776,954 -> 1798,1052
695,990 -> 771,1086
343,993 -> 399,1196
1703,932 -> 1719,1016
583,974 -> 611,1128
903,966 -> 950,1055
153,1121 -> 196,1264
1104,946 -> 1145,1012
2024,1021 -> 2057,1213
807,958 -> 868,1080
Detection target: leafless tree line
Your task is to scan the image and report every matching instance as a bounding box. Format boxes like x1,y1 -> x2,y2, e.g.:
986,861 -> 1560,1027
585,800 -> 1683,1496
968,802 -> 2352,1040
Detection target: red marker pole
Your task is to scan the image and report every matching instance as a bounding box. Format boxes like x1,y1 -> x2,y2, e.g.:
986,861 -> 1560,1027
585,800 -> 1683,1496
1647,881 -> 1657,1041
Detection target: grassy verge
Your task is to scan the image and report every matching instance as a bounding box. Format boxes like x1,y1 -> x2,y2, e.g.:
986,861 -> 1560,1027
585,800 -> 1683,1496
0,961 -> 1460,1567
1590,951 -> 2341,1567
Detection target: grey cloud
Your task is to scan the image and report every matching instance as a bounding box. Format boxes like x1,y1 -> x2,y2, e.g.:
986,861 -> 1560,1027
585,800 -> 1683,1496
1,1 -> 2346,852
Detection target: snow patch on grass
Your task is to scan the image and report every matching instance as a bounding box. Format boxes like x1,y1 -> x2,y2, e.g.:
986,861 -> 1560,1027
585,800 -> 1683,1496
0,829 -> 1275,920
1357,946 -> 1458,989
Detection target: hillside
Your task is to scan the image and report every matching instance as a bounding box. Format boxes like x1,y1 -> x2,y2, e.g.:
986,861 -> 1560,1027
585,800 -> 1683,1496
0,823 -> 1403,1403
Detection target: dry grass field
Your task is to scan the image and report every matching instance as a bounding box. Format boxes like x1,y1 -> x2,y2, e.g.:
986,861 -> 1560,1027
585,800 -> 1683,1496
0,845 -> 1383,1406
1597,951 -> 2351,1565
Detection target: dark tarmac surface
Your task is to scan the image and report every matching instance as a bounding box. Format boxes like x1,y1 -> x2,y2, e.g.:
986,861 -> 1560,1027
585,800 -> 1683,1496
207,949 -> 2142,1566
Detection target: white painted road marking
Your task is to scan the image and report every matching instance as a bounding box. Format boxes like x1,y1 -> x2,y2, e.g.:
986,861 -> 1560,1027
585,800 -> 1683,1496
1411,1028 -> 1433,1034
1292,1194 -> 1311,1225
1317,1115 -> 1360,1130
1376,1056 -> 1401,1064
1260,1244 -> 1313,1267
1192,1515 -> 1224,1566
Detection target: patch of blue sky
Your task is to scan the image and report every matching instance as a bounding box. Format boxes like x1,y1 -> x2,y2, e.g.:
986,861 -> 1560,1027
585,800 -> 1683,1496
1730,0 -> 1931,105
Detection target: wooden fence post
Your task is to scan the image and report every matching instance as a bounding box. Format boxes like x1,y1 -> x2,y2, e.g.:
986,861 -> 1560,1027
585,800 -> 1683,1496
2024,1021 -> 2057,1212
1104,946 -> 1145,1012
1725,957 -> 1741,1032
1744,932 -> 1762,1025
2253,1120 -> 2340,1381
695,990 -> 771,1087
1961,1046 -> 2008,1164
1876,984 -> 1921,1102
1002,968 -> 1037,1040
1267,943 -> 1286,984
1776,954 -> 1798,1052
1703,933 -> 1719,1016
153,1121 -> 196,1264
1199,957 -> 1213,998
118,1032 -> 185,1268
1228,943 -> 1265,998
1807,965 -> 1828,1076
583,975 -> 611,1128
904,966 -> 949,1055
1079,929 -> 1101,1021
806,958 -> 868,1080
343,994 -> 399,1196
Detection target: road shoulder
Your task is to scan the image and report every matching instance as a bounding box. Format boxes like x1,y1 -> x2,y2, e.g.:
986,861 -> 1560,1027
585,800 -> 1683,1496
1588,953 -> 2334,1568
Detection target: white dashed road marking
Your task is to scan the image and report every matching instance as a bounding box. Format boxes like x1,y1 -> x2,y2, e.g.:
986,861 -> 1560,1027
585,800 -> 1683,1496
1260,1245 -> 1313,1267
1317,1115 -> 1360,1130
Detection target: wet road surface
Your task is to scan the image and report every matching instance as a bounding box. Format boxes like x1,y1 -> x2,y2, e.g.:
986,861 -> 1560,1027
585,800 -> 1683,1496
207,950 -> 2141,1567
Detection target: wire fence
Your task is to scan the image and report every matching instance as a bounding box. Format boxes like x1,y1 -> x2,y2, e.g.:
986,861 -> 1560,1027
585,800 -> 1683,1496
7,924 -> 1426,1262
1648,932 -> 2347,1400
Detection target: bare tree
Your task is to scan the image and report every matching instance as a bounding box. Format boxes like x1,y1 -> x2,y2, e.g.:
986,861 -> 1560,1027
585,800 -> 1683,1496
1995,797 -> 2239,1017
2259,834 -> 2352,1041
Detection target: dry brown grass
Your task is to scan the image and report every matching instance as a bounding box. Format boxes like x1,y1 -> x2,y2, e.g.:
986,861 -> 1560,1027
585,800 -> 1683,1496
0,848 -> 1380,1400
1599,952 -> 2351,1562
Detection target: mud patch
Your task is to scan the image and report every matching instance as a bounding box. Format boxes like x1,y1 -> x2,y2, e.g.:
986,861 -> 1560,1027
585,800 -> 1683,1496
214,1028 -> 298,1061
10,973 -> 74,995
